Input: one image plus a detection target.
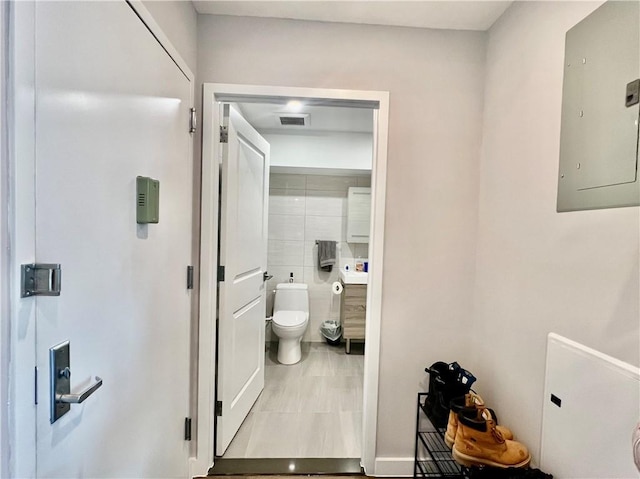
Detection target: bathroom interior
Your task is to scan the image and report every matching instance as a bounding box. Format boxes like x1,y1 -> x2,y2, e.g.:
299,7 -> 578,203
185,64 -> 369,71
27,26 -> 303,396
219,101 -> 375,460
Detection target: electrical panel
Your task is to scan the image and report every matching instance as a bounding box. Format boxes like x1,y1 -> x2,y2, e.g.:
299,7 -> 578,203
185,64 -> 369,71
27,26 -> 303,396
557,1 -> 640,212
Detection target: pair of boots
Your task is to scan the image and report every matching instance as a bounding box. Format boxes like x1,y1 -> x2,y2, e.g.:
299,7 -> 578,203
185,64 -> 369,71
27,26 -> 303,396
446,393 -> 531,469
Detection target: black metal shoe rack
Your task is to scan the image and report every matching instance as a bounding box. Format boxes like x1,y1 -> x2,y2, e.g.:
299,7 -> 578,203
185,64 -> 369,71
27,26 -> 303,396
414,392 -> 466,478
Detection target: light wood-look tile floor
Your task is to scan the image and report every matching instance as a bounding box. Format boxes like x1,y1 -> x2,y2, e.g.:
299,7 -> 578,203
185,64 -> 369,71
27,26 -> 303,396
223,342 -> 365,459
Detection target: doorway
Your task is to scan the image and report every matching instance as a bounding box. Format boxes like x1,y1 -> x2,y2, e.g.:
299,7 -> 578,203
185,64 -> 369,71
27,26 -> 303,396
198,84 -> 389,475
226,102 -> 372,460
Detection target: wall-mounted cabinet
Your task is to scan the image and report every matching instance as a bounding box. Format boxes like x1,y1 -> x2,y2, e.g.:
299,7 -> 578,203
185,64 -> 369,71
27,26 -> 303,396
347,187 -> 371,243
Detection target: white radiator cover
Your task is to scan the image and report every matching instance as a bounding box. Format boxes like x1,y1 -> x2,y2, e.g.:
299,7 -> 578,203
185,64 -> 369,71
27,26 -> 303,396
541,333 -> 640,478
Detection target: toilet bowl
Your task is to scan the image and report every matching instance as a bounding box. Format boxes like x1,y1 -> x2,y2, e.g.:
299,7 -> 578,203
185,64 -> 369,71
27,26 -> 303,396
272,283 -> 309,365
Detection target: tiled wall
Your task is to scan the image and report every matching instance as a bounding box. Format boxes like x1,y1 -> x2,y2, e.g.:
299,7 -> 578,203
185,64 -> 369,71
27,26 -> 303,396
267,173 -> 371,342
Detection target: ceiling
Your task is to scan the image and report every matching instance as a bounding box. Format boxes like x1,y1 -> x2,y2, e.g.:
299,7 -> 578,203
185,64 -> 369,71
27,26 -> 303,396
238,102 -> 374,134
192,1 -> 513,31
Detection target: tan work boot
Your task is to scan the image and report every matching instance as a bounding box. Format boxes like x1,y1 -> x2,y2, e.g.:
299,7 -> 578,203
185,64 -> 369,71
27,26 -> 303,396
444,394 -> 514,449
452,409 -> 530,468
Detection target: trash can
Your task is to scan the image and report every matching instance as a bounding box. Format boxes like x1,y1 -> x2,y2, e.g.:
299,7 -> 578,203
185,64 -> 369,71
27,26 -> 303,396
320,320 -> 342,346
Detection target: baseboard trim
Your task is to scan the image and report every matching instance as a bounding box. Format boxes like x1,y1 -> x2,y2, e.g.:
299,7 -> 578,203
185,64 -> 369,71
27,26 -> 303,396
372,457 -> 414,477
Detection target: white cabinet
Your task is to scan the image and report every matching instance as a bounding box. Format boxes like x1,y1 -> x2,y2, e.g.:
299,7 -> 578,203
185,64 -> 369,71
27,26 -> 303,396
347,187 -> 371,243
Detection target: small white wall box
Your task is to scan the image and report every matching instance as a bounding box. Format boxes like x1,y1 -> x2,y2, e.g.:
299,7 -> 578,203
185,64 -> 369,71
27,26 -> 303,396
557,1 -> 640,212
347,187 -> 371,243
136,176 -> 160,224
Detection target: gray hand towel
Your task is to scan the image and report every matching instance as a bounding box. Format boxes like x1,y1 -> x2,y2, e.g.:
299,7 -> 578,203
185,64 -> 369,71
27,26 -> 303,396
317,240 -> 337,272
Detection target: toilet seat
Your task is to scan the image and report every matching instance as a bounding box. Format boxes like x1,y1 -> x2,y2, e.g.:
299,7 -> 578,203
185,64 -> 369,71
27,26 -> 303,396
272,311 -> 307,328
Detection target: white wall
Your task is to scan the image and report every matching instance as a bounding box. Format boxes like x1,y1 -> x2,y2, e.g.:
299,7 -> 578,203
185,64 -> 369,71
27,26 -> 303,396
198,15 -> 486,463
141,0 -> 197,74
263,132 -> 373,173
473,0 -> 639,466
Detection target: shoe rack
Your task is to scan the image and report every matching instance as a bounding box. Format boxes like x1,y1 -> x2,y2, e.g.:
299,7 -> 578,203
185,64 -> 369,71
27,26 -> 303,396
414,393 -> 466,478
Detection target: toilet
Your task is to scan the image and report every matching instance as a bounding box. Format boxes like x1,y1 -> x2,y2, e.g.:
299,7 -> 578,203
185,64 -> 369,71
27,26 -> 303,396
271,283 -> 309,365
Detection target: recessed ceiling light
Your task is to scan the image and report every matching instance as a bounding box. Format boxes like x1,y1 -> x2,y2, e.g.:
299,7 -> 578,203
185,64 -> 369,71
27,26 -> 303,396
288,463 -> 296,472
286,100 -> 303,112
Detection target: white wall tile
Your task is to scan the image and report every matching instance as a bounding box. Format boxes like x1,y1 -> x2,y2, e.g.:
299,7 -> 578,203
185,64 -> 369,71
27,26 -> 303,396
269,189 -> 306,216
268,240 -> 304,267
354,243 -> 370,259
303,241 -> 317,268
270,173 -> 306,189
305,215 -> 344,242
304,265 -> 339,288
304,319 -> 325,342
305,175 -> 358,192
339,242 -> 357,268
266,293 -> 274,318
268,214 -> 304,241
266,266 -> 304,292
309,295 -> 332,327
305,241 -> 356,269
305,190 -> 346,217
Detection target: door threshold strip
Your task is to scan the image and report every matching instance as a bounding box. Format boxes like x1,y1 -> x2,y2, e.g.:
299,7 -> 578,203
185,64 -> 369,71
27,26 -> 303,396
208,458 -> 363,475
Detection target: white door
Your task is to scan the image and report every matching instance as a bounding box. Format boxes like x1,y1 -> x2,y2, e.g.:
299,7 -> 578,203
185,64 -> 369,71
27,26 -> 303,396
34,2 -> 192,477
216,106 -> 270,455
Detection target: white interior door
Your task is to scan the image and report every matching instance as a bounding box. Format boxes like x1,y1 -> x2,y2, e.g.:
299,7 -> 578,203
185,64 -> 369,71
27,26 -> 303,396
216,106 -> 270,455
34,2 -> 192,477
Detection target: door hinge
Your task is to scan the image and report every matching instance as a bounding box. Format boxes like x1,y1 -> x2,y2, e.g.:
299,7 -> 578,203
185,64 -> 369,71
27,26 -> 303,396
215,400 -> 223,417
218,265 -> 225,282
21,263 -> 62,297
219,125 -> 228,144
34,367 -> 38,405
184,417 -> 192,441
189,108 -> 197,133
187,265 -> 194,290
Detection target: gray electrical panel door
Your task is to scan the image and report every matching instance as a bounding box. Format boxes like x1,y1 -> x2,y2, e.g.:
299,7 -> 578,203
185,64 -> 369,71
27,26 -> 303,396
557,1 -> 640,212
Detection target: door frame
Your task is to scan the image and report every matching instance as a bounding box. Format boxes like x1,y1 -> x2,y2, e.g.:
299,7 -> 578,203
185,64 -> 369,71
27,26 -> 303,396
198,83 -> 389,474
6,1 -> 200,477
0,1 -> 9,477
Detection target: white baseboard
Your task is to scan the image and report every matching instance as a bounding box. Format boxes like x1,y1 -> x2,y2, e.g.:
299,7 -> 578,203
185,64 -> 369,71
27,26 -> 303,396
372,457 -> 415,477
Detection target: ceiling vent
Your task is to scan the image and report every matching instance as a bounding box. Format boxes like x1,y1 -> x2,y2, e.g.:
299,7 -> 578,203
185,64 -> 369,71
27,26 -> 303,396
277,114 -> 309,127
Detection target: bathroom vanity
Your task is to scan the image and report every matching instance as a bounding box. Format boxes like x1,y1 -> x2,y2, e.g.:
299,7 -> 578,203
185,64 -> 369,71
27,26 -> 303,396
339,272 -> 367,354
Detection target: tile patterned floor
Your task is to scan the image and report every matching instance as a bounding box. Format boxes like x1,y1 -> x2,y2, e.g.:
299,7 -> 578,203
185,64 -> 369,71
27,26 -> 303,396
223,342 -> 365,459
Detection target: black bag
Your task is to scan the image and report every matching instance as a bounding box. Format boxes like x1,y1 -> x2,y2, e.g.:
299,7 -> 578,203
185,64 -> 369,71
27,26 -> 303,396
424,361 -> 476,427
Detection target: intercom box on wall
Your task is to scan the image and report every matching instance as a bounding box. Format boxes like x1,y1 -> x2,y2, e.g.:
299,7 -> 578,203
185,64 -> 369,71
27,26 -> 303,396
557,1 -> 640,212
136,176 -> 159,224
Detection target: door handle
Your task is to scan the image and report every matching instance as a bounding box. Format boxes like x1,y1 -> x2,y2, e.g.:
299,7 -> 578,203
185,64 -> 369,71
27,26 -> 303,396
263,272 -> 273,282
56,376 -> 103,404
50,341 -> 104,423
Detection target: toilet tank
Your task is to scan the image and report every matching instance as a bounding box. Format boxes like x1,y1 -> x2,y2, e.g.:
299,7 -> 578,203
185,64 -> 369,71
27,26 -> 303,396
274,283 -> 309,313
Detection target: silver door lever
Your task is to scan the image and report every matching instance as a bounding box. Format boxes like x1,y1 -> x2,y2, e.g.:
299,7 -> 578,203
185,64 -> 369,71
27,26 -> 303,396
56,376 -> 103,404
50,341 -> 104,423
